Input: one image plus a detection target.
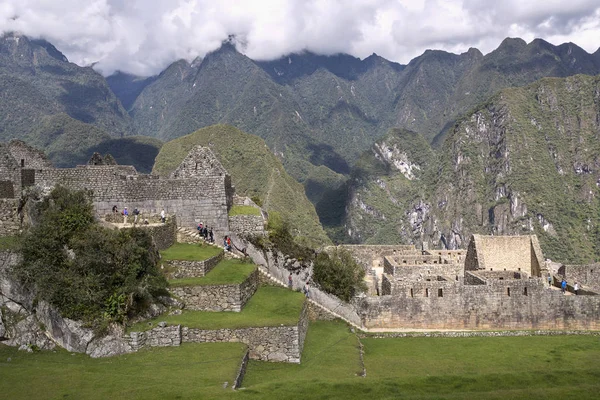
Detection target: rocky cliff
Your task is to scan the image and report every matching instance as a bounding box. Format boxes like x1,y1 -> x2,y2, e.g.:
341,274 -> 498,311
347,74 -> 600,263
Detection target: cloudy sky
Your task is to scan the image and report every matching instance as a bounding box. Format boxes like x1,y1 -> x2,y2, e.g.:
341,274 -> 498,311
1,0 -> 600,76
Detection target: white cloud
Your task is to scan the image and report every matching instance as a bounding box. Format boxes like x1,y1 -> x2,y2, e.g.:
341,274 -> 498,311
1,0 -> 599,76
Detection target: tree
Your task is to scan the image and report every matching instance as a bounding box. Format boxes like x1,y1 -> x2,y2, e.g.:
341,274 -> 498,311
12,186 -> 166,328
313,248 -> 367,302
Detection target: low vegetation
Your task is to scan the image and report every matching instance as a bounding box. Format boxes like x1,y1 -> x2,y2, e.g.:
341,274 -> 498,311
0,342 -> 247,399
11,186 -> 167,329
160,242 -> 222,261
168,259 -> 256,287
128,286 -> 305,331
228,205 -> 261,216
3,320 -> 600,399
313,248 -> 367,301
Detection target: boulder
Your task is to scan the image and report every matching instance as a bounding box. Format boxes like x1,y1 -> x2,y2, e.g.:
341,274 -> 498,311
86,335 -> 134,358
35,301 -> 94,353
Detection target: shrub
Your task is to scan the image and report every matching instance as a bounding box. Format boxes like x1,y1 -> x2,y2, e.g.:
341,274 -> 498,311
313,249 -> 367,302
12,186 -> 167,328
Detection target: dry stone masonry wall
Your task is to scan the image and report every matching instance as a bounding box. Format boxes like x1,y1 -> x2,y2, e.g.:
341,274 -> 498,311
127,301 -> 308,363
169,269 -> 259,312
165,252 -> 224,279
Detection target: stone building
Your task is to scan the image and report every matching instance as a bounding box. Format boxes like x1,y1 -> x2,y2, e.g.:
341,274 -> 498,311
0,140 -> 239,235
351,235 -> 600,331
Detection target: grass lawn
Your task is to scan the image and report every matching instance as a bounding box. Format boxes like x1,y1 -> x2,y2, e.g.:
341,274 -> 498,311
168,259 -> 256,286
160,242 -> 222,261
2,320 -> 600,399
0,342 -> 247,400
228,205 -> 261,216
128,286 -> 305,331
0,235 -> 19,250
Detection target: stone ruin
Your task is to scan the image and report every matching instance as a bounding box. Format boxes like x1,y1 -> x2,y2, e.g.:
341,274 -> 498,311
0,140 -> 266,238
342,234 -> 600,331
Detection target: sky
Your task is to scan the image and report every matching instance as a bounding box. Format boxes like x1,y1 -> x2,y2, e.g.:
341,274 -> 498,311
1,0 -> 600,76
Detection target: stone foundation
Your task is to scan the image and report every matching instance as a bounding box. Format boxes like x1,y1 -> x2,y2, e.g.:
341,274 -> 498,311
169,269 -> 259,312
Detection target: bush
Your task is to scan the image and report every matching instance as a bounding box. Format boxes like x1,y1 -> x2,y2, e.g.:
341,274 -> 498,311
313,249 -> 367,302
12,186 -> 167,328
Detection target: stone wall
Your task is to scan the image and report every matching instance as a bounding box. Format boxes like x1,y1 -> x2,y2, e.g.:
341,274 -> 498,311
336,244 -> 419,270
560,264 -> 600,292
168,269 -> 258,312
0,143 -> 21,198
0,199 -> 20,236
229,214 -> 265,236
33,165 -> 231,232
143,219 -> 177,251
165,252 -> 224,279
127,301 -> 308,363
465,235 -> 543,277
361,278 -> 600,330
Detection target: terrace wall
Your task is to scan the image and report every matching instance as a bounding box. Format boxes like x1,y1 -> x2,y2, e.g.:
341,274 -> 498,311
127,301 -> 308,363
169,269 -> 259,312
165,252 -> 224,279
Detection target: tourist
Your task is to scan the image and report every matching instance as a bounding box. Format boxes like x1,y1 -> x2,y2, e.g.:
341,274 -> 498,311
561,279 -> 567,294
547,274 -> 552,287
288,273 -> 293,289
123,207 -> 129,225
209,227 -> 214,243
112,205 -> 118,214
224,236 -> 231,251
203,225 -> 208,240
574,282 -> 579,295
161,208 -> 166,223
304,282 -> 310,298
197,222 -> 203,238
133,208 -> 140,224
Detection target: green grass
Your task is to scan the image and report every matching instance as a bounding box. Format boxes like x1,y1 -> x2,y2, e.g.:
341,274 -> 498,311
128,286 -> 305,331
2,321 -> 600,399
168,259 -> 255,286
160,242 -> 222,261
229,205 -> 261,216
0,235 -> 19,250
0,342 -> 247,399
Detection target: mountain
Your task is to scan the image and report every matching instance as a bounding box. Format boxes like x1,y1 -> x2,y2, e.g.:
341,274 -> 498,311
152,124 -> 331,246
346,74 -> 600,263
0,33 -> 149,170
113,38 -> 600,229
0,33 -> 133,139
106,71 -> 156,111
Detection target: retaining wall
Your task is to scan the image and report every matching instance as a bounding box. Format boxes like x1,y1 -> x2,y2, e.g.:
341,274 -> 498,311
127,301 -> 308,363
169,269 -> 259,311
165,252 -> 224,279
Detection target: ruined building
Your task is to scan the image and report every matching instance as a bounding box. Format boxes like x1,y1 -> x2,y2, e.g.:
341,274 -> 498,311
342,234 -> 600,331
0,140 -> 263,237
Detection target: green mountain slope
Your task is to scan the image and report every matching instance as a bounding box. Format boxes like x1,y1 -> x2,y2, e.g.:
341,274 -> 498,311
0,33 -> 133,139
152,124 -> 330,246
347,74 -> 600,263
23,113 -> 161,172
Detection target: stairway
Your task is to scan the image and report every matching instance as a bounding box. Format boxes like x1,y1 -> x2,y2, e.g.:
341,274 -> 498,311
176,227 -> 244,259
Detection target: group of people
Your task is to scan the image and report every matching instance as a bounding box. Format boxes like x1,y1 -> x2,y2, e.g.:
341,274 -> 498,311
112,205 -> 165,225
197,223 -> 214,243
555,276 -> 581,295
